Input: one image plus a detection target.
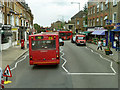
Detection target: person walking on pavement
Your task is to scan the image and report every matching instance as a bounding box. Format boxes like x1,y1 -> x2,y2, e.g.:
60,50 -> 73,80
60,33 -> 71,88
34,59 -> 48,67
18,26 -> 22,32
97,40 -> 102,50
116,39 -> 119,51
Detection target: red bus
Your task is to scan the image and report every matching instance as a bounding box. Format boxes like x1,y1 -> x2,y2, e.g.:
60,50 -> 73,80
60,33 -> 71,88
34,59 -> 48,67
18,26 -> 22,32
59,31 -> 73,40
29,32 -> 60,65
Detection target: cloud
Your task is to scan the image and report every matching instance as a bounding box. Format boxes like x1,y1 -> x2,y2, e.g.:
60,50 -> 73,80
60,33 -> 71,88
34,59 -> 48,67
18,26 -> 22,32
25,0 -> 88,27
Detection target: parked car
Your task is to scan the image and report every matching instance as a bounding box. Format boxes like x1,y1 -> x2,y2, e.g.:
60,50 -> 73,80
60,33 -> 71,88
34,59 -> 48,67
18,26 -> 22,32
75,35 -> 86,46
59,38 -> 64,46
71,35 -> 76,43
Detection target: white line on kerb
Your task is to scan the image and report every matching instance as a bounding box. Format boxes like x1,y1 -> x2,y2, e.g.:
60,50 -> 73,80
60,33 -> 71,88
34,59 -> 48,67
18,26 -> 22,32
60,46 -> 116,76
10,54 -> 29,71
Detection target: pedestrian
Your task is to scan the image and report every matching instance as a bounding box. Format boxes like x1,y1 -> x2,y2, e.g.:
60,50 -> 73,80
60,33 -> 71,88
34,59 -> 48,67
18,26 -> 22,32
116,39 -> 119,51
97,40 -> 102,50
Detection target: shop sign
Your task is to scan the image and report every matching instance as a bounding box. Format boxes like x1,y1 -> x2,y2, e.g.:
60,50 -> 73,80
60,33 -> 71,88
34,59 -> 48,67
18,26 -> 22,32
12,28 -> 18,31
2,25 -> 11,30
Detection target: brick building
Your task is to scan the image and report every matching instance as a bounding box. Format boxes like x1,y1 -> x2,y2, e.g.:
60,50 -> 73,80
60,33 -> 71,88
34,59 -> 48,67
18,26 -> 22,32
0,0 -> 34,50
87,1 -> 120,28
71,11 -> 87,33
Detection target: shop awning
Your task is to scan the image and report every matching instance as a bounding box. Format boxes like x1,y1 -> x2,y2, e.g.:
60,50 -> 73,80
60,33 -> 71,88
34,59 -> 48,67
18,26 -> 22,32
83,31 -> 92,35
79,31 -> 92,35
91,30 -> 106,35
112,29 -> 120,32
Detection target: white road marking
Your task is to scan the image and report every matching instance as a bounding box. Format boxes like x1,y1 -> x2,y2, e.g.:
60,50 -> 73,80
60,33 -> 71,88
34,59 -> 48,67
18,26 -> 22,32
60,46 -> 116,76
10,54 -> 29,71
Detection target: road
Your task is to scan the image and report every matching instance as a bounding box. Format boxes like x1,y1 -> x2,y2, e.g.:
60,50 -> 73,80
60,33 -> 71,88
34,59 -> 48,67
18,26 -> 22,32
5,41 -> 118,88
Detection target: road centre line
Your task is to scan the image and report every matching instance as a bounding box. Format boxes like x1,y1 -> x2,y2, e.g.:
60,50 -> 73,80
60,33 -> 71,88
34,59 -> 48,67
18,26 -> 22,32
10,54 -> 29,71
60,46 -> 116,76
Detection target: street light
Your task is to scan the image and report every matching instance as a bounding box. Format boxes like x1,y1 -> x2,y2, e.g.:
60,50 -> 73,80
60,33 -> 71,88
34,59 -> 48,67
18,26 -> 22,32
71,2 -> 80,11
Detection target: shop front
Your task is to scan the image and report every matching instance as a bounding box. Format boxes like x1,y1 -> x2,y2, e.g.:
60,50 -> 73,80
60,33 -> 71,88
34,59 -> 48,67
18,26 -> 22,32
1,25 -> 12,50
110,27 -> 120,49
91,29 -> 107,46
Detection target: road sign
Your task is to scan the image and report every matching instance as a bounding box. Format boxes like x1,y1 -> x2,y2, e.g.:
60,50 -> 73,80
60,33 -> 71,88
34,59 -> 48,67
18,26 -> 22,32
110,20 -> 112,24
106,20 -> 112,24
3,65 -> 12,77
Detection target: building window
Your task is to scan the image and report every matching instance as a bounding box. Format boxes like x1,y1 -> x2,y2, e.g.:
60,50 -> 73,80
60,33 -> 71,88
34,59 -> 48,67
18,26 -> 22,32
83,21 -> 85,26
101,3 -> 103,11
97,3 -> 99,12
104,16 -> 108,25
2,13 -> 4,24
105,20 -> 108,25
97,18 -> 99,26
113,0 -> 117,6
90,20 -> 92,26
10,15 -> 12,25
113,13 -> 117,23
91,8 -> 92,14
93,19 -> 95,26
7,16 -> 9,24
77,20 -> 79,25
16,16 -> 19,26
93,7 -> 95,13
101,17 -> 103,26
7,0 -> 9,7
105,0 -> 108,5
0,10 -> 2,23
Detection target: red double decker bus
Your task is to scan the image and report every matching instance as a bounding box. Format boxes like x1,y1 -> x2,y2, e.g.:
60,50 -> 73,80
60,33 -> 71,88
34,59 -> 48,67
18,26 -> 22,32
59,31 -> 73,40
29,32 -> 60,65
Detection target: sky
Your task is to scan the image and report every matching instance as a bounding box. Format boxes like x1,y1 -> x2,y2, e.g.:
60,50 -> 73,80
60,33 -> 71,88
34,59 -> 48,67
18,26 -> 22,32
25,0 -> 88,27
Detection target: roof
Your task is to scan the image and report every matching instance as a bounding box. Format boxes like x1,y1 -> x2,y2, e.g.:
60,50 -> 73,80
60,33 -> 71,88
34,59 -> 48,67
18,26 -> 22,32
71,11 -> 86,19
30,32 -> 59,36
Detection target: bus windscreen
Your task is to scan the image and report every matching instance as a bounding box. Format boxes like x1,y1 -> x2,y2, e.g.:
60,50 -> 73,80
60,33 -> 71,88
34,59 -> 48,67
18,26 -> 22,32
32,40 -> 56,50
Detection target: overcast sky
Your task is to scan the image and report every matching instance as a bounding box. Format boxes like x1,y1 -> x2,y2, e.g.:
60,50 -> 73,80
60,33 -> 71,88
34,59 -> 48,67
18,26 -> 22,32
25,0 -> 88,27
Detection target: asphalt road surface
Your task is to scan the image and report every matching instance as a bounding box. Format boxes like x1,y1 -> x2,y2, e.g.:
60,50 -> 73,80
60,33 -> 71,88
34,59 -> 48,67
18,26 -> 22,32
4,41 -> 118,88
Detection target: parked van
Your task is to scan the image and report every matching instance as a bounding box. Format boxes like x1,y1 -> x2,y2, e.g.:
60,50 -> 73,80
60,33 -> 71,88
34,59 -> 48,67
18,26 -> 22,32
75,35 -> 86,46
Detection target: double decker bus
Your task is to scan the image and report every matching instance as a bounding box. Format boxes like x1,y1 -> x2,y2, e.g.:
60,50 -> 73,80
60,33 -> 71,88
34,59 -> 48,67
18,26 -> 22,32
59,31 -> 73,40
29,32 -> 60,65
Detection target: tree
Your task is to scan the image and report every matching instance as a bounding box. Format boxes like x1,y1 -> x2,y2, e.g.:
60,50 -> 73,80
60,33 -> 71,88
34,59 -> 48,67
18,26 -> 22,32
34,23 -> 41,33
83,4 -> 88,25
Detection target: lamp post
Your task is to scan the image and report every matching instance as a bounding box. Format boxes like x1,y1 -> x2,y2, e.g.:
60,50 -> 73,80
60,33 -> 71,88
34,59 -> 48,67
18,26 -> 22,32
71,2 -> 80,11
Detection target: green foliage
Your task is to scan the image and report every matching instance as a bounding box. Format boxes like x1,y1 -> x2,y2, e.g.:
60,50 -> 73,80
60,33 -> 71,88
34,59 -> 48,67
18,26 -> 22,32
83,4 -> 88,25
34,23 -> 41,33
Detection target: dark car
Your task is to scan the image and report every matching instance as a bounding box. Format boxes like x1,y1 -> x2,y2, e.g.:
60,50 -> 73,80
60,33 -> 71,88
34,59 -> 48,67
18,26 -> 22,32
59,38 -> 64,46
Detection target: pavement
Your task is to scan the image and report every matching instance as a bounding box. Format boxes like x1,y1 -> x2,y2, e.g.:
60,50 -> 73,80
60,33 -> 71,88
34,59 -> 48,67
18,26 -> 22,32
1,44 -> 28,69
87,43 -> 119,63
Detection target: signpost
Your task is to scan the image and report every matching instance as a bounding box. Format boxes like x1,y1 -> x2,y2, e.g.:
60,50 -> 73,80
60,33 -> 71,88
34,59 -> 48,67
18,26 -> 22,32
3,65 -> 12,84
